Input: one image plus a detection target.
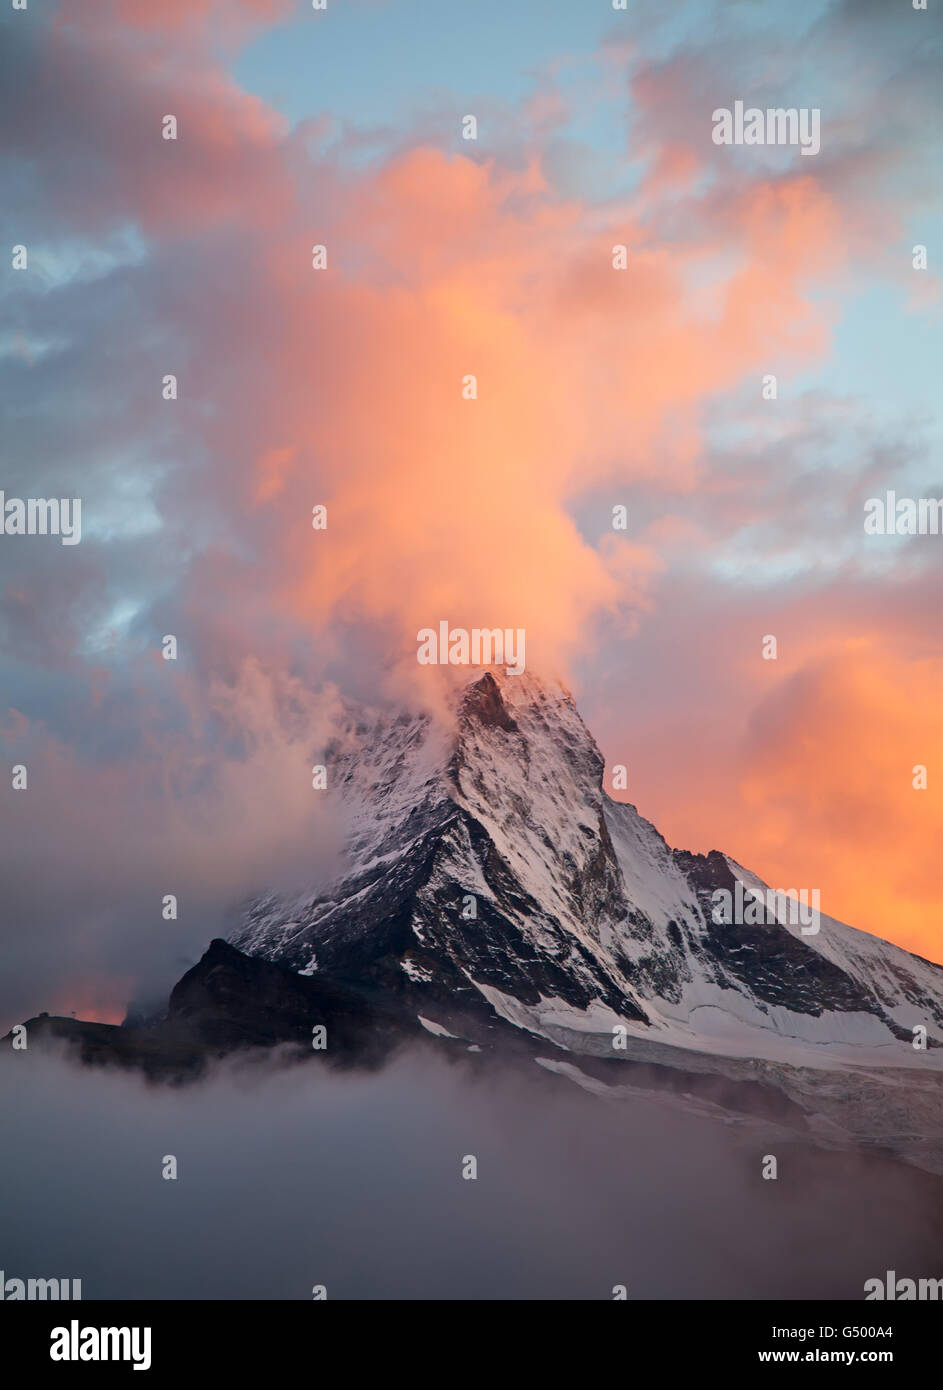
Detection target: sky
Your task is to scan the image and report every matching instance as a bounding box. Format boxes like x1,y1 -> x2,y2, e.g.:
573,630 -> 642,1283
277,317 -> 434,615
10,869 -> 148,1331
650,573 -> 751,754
0,0 -> 941,1024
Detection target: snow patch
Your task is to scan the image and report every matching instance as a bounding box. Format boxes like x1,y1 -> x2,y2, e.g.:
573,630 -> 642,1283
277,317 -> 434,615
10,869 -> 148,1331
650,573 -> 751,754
418,1015 -> 459,1039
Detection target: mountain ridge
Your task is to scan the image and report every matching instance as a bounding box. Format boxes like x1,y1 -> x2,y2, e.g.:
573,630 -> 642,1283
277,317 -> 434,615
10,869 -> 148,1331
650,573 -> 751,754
233,667 -> 943,1073
8,668 -> 943,1173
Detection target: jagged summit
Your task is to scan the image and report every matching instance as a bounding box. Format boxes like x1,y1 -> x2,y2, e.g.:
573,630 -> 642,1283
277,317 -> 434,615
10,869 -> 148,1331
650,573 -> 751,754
232,668 -> 943,1077
459,669 -> 520,731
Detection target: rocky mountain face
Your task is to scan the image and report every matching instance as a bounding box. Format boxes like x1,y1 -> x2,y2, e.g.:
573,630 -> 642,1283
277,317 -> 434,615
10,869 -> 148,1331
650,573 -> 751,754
226,668 -> 943,1172
234,669 -> 943,1065
10,669 -> 943,1169
6,939 -> 426,1079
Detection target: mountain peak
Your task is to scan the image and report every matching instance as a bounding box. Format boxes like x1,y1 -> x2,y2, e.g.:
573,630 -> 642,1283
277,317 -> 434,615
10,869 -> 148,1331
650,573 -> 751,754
459,671 -> 519,733
232,672 -> 943,1108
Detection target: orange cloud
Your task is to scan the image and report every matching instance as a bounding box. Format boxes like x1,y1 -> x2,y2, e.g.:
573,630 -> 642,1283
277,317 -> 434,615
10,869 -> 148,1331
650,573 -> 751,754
736,643 -> 943,959
616,611 -> 943,964
229,147 -> 849,684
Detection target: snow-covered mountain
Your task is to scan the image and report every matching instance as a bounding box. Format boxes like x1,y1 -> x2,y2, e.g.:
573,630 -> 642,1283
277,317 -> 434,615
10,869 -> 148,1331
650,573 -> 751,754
232,669 -> 943,1167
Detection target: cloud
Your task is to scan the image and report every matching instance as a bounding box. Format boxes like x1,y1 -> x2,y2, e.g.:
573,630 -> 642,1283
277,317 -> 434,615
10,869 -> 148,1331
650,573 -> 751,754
592,570 -> 943,958
0,662 -> 348,1028
2,0 -> 854,679
1,1046 -> 940,1298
